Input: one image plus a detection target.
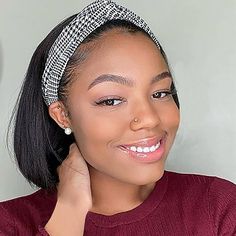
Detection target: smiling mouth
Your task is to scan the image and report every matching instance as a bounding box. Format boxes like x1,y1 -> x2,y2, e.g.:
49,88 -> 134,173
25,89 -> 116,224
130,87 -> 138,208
118,136 -> 165,163
119,135 -> 165,154
123,142 -> 161,153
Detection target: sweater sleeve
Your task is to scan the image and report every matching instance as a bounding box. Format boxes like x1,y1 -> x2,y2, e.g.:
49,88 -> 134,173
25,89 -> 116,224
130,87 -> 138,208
37,226 -> 50,236
208,177 -> 236,235
0,204 -> 15,235
0,204 -> 49,236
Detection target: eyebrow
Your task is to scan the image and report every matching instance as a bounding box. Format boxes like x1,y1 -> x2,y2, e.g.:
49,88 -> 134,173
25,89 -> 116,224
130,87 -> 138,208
151,71 -> 172,84
87,71 -> 172,90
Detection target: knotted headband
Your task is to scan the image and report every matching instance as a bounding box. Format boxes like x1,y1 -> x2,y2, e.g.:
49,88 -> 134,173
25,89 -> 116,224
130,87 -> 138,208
42,0 -> 161,106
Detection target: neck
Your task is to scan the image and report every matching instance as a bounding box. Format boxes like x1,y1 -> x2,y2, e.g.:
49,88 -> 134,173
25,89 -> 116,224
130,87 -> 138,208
89,166 -> 155,215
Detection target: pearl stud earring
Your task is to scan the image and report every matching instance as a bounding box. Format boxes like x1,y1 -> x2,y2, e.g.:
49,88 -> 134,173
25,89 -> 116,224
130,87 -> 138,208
64,127 -> 72,135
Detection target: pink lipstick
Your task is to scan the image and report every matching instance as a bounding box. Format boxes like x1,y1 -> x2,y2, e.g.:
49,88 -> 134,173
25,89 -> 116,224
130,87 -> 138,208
119,136 -> 166,163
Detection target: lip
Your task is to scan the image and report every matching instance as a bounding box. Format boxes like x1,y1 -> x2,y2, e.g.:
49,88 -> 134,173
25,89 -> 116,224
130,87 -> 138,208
121,136 -> 162,148
118,135 -> 167,163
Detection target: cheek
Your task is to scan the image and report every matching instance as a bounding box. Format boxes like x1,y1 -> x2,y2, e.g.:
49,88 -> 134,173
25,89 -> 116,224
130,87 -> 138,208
69,110 -> 132,178
69,108 -> 128,155
158,103 -> 180,159
159,103 -> 180,133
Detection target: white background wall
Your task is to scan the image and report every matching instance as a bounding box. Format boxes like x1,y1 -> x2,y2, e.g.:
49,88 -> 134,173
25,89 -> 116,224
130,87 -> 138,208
0,0 -> 235,201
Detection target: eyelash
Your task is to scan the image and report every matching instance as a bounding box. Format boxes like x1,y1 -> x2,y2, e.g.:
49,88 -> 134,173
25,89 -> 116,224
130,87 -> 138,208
152,89 -> 176,100
95,89 -> 177,107
95,96 -> 125,106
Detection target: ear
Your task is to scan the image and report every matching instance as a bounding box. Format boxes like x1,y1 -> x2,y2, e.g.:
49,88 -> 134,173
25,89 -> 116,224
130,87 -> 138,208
48,101 -> 71,130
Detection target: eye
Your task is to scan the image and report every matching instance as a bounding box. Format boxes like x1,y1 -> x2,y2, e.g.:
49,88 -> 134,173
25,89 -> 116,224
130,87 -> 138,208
152,88 -> 177,100
95,97 -> 124,106
152,90 -> 172,99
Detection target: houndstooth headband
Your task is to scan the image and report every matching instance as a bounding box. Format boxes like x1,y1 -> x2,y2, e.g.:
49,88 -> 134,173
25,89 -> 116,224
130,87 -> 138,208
42,0 -> 161,106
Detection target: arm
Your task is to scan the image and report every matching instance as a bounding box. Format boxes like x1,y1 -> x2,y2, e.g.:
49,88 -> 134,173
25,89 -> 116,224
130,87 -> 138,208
209,177 -> 236,235
44,144 -> 92,236
0,204 -> 16,235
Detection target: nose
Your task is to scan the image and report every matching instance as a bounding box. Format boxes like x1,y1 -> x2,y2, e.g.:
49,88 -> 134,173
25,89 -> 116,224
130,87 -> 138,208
130,99 -> 161,131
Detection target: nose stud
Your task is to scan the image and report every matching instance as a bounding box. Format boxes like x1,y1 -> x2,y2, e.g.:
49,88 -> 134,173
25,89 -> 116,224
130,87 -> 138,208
133,117 -> 139,123
130,117 -> 140,130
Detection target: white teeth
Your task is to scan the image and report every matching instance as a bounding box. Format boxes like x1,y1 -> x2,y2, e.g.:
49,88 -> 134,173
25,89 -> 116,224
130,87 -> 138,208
150,145 -> 156,152
130,146 -> 137,152
137,147 -> 143,153
143,147 -> 150,153
127,142 -> 161,153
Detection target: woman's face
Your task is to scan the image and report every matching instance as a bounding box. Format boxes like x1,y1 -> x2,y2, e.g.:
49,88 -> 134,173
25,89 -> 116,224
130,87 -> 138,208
66,31 -> 180,185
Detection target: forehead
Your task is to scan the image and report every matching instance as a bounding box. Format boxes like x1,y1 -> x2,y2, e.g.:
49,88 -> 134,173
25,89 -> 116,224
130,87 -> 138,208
73,31 -> 168,84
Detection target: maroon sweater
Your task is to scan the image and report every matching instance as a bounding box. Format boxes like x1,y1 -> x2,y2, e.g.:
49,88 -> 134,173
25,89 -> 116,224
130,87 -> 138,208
0,171 -> 235,235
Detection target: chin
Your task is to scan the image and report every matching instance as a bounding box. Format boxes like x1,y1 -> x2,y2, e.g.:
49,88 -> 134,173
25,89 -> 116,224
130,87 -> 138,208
125,168 -> 165,186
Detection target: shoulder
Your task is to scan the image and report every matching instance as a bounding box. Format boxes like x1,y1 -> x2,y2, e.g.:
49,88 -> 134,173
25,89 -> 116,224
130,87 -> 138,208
166,170 -> 235,190
0,188 -> 57,214
165,170 -> 236,201
0,189 -> 56,234
165,170 -> 236,235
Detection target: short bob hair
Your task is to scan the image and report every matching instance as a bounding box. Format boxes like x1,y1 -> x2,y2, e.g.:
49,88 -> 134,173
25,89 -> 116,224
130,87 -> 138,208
9,15 -> 179,190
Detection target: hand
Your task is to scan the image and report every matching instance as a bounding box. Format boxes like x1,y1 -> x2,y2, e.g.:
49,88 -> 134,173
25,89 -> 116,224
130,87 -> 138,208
45,143 -> 91,235
57,143 -> 92,209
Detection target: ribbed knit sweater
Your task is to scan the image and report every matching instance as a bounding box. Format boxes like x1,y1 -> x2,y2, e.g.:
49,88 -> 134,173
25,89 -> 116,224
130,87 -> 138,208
0,171 -> 235,235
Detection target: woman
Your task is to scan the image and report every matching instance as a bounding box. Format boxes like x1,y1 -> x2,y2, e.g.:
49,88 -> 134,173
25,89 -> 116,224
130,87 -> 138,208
0,0 -> 235,235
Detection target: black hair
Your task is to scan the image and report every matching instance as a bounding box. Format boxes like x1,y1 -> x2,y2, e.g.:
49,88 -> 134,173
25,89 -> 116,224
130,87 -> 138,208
8,15 -> 179,190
